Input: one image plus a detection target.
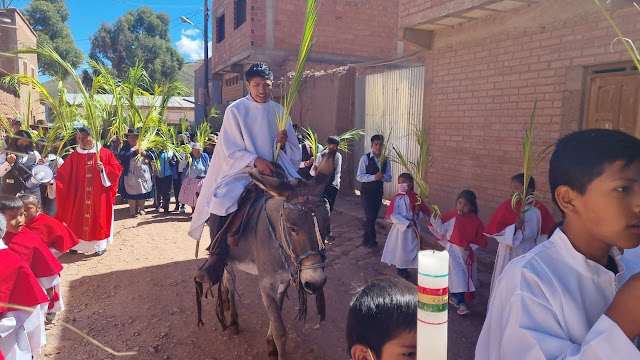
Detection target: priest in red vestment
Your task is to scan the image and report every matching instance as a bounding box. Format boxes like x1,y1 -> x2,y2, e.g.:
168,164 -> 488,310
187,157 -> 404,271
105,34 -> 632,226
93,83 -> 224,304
55,127 -> 122,255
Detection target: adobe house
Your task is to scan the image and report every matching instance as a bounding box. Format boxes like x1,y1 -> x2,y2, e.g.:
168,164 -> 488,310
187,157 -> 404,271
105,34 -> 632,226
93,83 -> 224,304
399,0 -> 640,224
0,8 -> 45,125
194,0 -> 404,124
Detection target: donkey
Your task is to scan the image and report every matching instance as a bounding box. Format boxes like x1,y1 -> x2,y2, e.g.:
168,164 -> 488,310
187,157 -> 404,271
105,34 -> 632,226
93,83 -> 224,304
216,150 -> 336,360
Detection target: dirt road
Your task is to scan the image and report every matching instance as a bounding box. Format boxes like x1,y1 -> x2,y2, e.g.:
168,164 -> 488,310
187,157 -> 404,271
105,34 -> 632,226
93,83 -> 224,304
36,202 -> 486,360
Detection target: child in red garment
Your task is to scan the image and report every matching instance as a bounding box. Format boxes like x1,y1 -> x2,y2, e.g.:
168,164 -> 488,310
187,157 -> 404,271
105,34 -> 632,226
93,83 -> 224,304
0,213 -> 50,360
19,194 -> 79,257
0,195 -> 64,323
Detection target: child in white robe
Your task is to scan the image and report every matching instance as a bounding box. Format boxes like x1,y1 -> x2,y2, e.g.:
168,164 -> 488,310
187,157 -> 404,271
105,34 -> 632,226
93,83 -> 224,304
485,174 -> 555,295
429,190 -> 487,316
476,129 -> 640,359
0,213 -> 49,360
381,173 -> 431,280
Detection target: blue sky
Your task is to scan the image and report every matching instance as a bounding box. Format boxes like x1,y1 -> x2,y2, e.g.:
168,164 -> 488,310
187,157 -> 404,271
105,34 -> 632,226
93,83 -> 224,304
20,0 -> 210,70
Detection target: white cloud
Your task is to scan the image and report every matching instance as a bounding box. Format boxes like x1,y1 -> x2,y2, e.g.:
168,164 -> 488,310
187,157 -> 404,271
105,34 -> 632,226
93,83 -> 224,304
181,28 -> 200,36
176,35 -> 212,62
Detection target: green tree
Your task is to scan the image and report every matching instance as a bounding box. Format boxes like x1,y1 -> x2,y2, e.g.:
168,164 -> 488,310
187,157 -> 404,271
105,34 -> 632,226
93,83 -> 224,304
22,0 -> 84,77
89,6 -> 184,87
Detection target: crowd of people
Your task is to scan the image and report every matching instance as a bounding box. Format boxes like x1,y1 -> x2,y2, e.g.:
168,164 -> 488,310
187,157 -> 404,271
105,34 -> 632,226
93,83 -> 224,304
2,59 -> 640,360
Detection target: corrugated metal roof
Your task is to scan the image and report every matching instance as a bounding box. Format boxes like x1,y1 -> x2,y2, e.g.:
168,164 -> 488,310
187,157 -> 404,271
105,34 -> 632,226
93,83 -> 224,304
65,94 -> 195,108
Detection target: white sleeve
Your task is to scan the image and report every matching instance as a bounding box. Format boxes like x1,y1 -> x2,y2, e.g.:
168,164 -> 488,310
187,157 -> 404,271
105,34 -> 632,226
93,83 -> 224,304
0,161 -> 11,177
100,168 -> 111,187
309,154 -> 321,177
0,151 -> 7,165
356,155 -> 375,182
428,215 -> 447,238
476,292 -> 640,360
490,224 -> 521,247
334,153 -> 342,186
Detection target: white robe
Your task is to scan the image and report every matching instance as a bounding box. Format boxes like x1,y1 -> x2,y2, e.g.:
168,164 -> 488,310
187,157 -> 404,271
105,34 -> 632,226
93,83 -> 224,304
381,194 -> 420,269
429,215 -> 479,294
0,241 -> 48,360
486,204 -> 547,295
188,95 -> 302,240
476,228 -> 640,360
621,246 -> 640,286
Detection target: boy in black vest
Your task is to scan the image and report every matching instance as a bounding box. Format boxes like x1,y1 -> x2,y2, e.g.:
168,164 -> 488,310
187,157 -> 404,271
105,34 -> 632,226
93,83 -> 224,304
357,134 -> 391,249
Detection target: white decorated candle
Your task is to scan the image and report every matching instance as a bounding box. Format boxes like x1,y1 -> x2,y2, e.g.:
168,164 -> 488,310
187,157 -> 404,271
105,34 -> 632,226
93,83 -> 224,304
417,249 -> 449,360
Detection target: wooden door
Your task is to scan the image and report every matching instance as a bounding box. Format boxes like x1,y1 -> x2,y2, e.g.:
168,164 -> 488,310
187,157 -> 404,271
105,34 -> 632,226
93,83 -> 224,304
587,75 -> 640,137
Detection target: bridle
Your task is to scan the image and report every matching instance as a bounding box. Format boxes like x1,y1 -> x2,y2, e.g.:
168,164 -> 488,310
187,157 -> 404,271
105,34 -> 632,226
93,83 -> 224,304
264,194 -> 327,287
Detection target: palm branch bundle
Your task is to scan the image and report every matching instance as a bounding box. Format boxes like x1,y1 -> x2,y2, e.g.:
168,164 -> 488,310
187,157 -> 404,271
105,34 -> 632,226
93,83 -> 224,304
390,125 -> 441,218
90,60 -> 129,142
375,126 -> 393,174
196,122 -> 211,147
511,101 -> 553,217
273,0 -> 318,161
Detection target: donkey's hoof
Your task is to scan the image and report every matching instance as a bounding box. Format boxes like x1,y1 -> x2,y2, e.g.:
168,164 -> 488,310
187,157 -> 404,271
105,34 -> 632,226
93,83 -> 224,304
267,339 -> 278,358
267,349 -> 278,359
229,323 -> 240,335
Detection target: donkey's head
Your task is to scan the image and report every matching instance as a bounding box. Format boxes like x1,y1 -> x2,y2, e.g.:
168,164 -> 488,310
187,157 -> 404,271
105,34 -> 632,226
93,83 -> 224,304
249,150 -> 337,295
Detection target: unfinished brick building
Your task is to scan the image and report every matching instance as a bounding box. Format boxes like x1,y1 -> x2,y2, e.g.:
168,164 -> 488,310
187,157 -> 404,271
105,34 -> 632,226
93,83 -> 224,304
0,8 -> 44,125
399,0 -> 640,223
194,0 -> 402,124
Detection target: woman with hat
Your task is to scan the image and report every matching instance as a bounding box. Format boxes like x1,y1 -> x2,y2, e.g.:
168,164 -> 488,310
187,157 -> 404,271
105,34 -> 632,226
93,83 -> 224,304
178,142 -> 209,214
118,128 -> 153,217
0,130 -> 42,199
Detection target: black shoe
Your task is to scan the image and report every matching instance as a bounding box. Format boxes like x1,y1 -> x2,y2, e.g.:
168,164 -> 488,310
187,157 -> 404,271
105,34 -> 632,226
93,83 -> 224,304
173,206 -> 180,212
95,249 -> 106,256
67,249 -> 78,254
327,232 -> 335,241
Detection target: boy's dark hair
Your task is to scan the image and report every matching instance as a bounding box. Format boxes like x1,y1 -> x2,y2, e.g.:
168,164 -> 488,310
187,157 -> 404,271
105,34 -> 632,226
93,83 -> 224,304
245,62 -> 273,82
18,194 -> 41,207
327,136 -> 340,146
0,194 -> 25,212
292,124 -> 300,133
76,126 -> 93,137
511,173 -> 536,193
371,134 -> 384,144
549,129 -> 640,213
398,172 -> 414,182
549,221 -> 563,236
457,190 -> 479,215
346,277 -> 417,358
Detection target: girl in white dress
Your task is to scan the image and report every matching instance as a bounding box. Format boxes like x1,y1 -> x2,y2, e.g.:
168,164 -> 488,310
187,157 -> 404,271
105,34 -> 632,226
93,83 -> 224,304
381,173 -> 431,280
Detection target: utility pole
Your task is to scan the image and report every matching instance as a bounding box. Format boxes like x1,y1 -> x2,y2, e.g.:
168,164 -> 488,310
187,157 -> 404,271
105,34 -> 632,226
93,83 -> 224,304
203,0 -> 210,119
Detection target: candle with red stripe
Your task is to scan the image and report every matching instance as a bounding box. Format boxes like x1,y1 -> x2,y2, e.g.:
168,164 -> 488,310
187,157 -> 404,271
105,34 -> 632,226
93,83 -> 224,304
417,249 -> 449,360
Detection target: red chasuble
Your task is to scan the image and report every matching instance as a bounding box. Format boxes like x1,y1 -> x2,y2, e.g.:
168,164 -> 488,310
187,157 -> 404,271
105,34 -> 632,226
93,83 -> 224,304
26,213 -> 80,253
3,228 -> 63,279
485,199 -> 556,236
55,147 -> 122,241
439,210 -> 488,249
0,248 -> 49,314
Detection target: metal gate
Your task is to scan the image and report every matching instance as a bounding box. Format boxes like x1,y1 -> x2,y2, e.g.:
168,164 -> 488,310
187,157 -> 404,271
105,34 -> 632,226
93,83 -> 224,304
354,66 -> 425,199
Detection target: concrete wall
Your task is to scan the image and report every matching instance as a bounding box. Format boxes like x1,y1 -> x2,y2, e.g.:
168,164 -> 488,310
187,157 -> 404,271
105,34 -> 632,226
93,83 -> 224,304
287,67 -> 357,189
416,0 -> 640,224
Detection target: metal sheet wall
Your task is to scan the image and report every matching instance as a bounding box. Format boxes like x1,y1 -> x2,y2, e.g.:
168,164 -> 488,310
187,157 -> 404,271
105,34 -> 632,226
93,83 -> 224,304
356,66 -> 425,199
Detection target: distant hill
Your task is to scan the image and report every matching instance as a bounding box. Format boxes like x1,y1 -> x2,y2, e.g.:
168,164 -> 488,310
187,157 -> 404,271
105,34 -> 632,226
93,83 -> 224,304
42,60 -> 202,97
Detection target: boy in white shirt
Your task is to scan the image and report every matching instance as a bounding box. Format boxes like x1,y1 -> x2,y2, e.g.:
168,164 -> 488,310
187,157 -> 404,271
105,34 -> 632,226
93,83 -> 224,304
476,129 -> 640,359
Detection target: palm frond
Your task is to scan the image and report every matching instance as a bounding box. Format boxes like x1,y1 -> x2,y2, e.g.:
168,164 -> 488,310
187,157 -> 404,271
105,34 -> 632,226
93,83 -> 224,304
595,0 -> 640,70
337,128 -> 365,153
273,0 -> 318,161
303,127 -> 320,158
512,101 -> 553,217
196,122 -> 212,148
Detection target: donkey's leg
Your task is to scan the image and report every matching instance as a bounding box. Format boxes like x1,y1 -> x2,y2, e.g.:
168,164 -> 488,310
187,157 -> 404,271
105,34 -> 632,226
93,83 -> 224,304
261,281 -> 287,360
222,271 -> 231,312
266,323 -> 277,358
223,269 -> 240,335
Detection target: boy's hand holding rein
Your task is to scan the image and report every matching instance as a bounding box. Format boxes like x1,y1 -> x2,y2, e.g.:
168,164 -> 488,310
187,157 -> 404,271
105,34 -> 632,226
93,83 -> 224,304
605,273 -> 640,341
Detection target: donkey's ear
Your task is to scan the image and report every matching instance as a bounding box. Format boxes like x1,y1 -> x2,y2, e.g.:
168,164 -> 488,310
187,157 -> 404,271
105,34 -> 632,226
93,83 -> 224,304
249,170 -> 295,200
311,150 -> 336,187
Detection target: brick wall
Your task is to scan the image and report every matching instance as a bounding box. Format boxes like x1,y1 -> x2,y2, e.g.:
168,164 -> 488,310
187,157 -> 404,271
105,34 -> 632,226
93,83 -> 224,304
0,87 -> 20,125
275,0 -> 399,59
222,74 -> 244,103
210,0 -> 253,72
420,0 -> 640,224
